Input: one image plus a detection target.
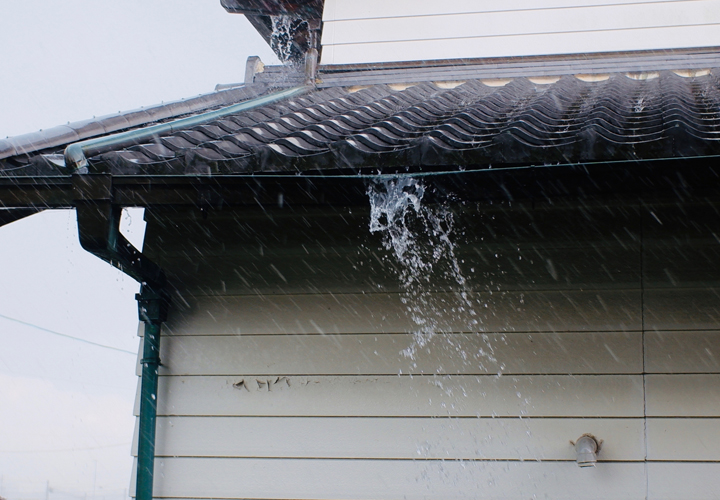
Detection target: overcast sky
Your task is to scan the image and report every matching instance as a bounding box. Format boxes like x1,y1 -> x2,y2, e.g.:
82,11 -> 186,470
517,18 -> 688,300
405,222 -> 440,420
0,2 -> 277,498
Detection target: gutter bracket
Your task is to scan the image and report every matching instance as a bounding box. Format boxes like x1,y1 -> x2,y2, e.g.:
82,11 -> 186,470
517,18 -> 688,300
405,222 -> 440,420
72,172 -> 169,500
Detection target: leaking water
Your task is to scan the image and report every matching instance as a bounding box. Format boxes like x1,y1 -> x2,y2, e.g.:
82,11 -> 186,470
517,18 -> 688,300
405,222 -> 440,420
368,177 -> 493,365
270,15 -> 297,64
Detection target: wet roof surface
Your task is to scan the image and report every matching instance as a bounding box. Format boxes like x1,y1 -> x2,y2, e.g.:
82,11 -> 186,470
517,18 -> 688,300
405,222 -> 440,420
103,71 -> 720,174
4,69 -> 720,176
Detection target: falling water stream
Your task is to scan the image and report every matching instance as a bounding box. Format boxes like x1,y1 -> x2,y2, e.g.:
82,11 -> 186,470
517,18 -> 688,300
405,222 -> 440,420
368,177 -> 496,365
270,15 -> 297,64
367,177 -> 529,480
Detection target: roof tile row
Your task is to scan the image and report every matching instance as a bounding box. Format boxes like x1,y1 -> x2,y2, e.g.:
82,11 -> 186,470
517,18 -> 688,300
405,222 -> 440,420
18,70 -> 720,175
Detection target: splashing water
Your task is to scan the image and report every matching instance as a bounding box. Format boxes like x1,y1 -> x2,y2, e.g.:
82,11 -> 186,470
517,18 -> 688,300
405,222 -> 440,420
368,177 -> 485,360
270,15 -> 296,64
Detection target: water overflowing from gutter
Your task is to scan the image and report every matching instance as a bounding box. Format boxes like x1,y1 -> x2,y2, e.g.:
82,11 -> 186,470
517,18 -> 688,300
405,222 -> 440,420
368,177 -> 491,363
270,15 -> 296,64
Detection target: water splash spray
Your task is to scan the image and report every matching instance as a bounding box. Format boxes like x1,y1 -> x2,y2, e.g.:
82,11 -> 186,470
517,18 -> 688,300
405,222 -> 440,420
270,15 -> 297,64
368,177 -> 486,360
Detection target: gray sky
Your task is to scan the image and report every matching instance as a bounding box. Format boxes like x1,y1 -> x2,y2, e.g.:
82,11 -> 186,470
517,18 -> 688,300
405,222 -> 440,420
0,1 -> 277,498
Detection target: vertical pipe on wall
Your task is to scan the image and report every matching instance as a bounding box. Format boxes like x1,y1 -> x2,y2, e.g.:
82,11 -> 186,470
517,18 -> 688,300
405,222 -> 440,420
135,285 -> 168,500
73,174 -> 169,499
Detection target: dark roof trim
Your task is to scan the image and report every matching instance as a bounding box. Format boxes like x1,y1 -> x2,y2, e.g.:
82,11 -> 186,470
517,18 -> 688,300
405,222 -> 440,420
0,83 -> 271,161
317,47 -> 720,87
2,158 -> 719,211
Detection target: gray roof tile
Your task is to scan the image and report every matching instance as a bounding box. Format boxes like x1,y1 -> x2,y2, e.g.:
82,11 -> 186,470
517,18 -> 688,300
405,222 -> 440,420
3,70 -> 720,177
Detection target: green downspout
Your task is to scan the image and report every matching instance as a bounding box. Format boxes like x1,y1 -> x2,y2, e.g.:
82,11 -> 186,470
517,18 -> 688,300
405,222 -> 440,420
66,84 -> 311,500
72,176 -> 169,500
135,286 -> 168,500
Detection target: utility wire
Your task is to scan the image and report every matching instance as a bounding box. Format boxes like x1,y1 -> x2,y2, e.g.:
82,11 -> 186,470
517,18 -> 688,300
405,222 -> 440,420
0,442 -> 131,453
0,313 -> 135,355
127,152 -> 720,179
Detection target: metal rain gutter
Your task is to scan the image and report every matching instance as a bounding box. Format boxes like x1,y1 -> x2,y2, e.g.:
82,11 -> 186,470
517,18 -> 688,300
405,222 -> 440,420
65,84 -> 311,500
64,85 -> 311,172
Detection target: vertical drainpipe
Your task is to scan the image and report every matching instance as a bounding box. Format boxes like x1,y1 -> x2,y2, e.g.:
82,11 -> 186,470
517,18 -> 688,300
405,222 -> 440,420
304,19 -> 321,87
72,173 -> 169,500
136,286 -> 168,500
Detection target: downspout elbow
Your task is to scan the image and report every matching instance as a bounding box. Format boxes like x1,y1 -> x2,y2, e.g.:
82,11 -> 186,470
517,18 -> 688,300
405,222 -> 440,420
65,143 -> 89,173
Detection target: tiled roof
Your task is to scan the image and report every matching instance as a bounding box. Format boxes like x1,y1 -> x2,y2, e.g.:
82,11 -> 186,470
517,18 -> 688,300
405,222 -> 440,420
4,69 -> 720,176
97,70 -> 720,174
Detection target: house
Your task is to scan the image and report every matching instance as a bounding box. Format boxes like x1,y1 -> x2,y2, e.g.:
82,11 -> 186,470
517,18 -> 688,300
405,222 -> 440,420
2,0 -> 720,499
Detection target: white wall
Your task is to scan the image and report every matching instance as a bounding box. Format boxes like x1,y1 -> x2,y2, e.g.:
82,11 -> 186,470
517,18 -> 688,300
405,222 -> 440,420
129,195 -> 720,499
321,0 -> 720,65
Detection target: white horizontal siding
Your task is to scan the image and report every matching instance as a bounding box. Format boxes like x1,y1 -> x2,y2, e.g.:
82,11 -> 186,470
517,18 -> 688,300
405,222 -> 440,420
647,419 -> 720,461
324,0 -> 705,20
163,286 -> 720,335
648,463 -> 720,500
137,416 -> 645,460
164,290 -> 642,335
133,199 -> 720,499
150,331 -> 642,376
135,416 -> 720,462
324,1 -> 720,45
644,289 -> 720,330
137,374 -> 645,417
136,459 -> 649,500
646,374 -> 720,416
140,328 -> 720,378
645,331 -> 720,373
321,0 -> 720,64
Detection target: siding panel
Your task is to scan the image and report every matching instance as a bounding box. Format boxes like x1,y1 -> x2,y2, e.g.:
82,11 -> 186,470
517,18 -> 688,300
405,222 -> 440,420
322,25 -> 720,65
646,375 -> 720,416
645,331 -> 720,373
136,416 -> 645,461
137,197 -> 720,499
156,332 -> 642,376
325,0 -> 702,20
647,418 -> 720,461
137,458 -> 648,500
644,289 -> 720,331
648,463 -> 720,500
324,2 -> 720,45
137,375 -> 645,417
321,0 -> 720,64
165,290 -> 642,335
